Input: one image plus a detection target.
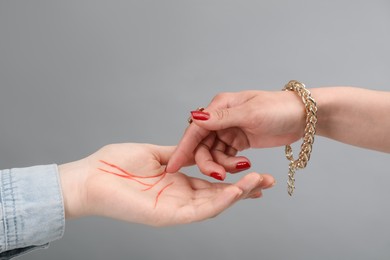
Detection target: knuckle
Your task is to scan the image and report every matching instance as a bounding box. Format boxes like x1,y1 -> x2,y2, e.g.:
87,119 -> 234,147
215,108 -> 229,121
211,92 -> 233,105
212,92 -> 228,102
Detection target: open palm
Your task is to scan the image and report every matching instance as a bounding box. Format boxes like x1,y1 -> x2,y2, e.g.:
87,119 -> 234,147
72,143 -> 274,227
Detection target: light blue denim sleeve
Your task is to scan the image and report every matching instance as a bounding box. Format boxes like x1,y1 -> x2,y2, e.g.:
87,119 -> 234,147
0,165 -> 65,259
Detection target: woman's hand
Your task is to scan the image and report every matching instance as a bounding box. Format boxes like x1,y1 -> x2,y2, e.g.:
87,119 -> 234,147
59,143 -> 275,227
166,90 -> 306,179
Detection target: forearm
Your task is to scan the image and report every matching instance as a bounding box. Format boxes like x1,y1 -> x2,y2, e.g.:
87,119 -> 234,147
311,87 -> 390,153
0,165 -> 65,258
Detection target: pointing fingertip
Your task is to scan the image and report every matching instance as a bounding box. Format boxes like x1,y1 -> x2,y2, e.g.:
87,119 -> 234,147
164,164 -> 174,173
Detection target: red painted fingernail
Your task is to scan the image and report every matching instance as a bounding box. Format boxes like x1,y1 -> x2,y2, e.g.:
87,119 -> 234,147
236,161 -> 251,170
210,172 -> 224,181
191,111 -> 210,121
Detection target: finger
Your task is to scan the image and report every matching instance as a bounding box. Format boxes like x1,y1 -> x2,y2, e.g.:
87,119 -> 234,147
243,174 -> 275,199
194,140 -> 227,181
190,105 -> 248,131
211,141 -> 241,173
211,142 -> 251,173
183,185 -> 243,223
190,139 -> 250,175
233,172 -> 265,199
188,176 -> 214,190
225,145 -> 238,156
258,174 -> 276,189
166,124 -> 210,173
152,145 -> 177,166
212,153 -> 251,174
167,91 -> 253,173
247,189 -> 263,199
243,173 -> 275,191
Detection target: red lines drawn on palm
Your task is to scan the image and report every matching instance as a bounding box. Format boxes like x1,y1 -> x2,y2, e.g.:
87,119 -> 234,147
98,160 -> 174,209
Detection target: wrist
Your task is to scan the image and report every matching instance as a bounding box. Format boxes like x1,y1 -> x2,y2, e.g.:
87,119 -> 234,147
58,159 -> 89,219
309,87 -> 338,138
279,90 -> 307,141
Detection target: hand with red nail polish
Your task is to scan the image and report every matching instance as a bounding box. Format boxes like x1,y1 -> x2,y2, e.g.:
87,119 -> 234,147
166,90 -> 306,178
168,86 -> 390,187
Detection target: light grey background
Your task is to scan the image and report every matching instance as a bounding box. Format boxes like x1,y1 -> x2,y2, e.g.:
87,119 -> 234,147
1,1 -> 389,259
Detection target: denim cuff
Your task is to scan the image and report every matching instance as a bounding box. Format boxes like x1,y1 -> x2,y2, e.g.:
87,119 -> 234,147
0,165 -> 65,259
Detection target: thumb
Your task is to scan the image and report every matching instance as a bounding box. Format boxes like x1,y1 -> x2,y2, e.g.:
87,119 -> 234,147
190,106 -> 246,131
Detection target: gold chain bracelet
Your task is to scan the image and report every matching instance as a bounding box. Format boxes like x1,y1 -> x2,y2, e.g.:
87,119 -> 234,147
282,80 -> 317,196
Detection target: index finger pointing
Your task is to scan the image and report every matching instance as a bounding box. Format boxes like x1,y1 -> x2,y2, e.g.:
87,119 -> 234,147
166,123 -> 211,173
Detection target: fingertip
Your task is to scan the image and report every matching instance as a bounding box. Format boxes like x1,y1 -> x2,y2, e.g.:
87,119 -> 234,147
227,157 -> 252,174
194,146 -> 227,181
165,161 -> 177,173
210,172 -> 225,181
235,160 -> 251,171
190,110 -> 210,121
260,174 -> 276,189
165,149 -> 194,173
191,109 -> 221,131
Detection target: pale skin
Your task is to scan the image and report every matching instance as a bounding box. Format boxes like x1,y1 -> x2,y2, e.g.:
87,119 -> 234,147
59,143 -> 275,227
166,87 -> 390,177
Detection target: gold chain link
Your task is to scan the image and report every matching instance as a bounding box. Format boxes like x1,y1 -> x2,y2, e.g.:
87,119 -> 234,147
282,80 -> 317,196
